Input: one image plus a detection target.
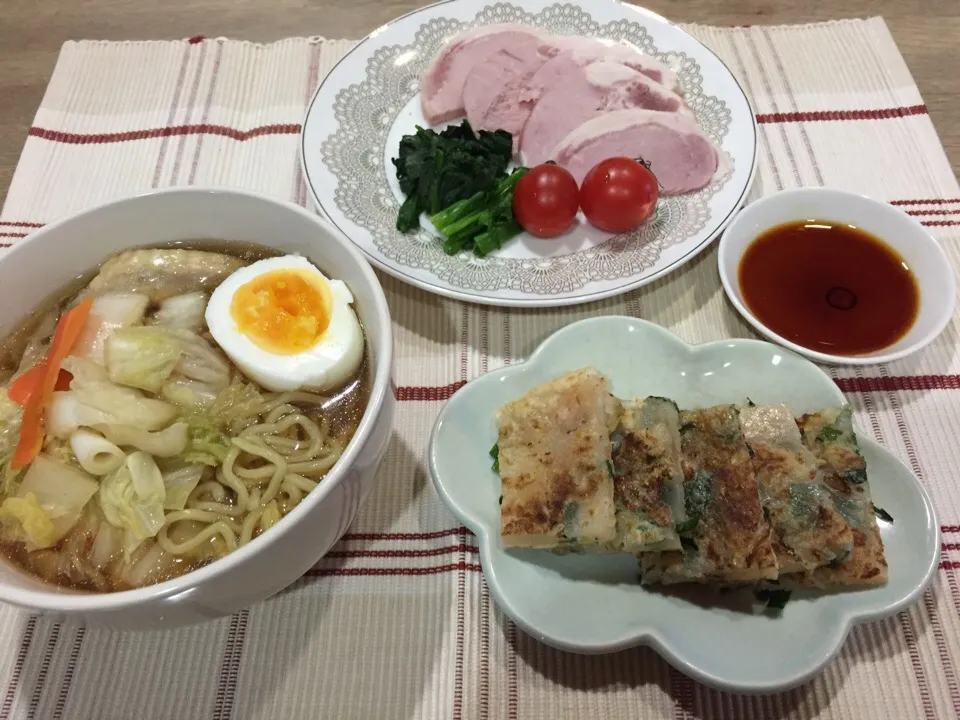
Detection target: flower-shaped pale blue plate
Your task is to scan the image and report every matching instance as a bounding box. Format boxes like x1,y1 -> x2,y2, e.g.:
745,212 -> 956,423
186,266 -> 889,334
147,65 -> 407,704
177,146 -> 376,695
428,316 -> 939,693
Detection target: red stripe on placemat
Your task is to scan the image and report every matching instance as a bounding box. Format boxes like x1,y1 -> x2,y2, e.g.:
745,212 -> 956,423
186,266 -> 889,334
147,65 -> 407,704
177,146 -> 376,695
759,26 -> 825,189
28,623 -> 61,719
671,666 -> 697,719
152,45 -> 191,188
834,375 -> 960,392
305,562 -> 960,576
892,198 -> 960,206
212,609 -> 249,720
0,233 -> 26,239
922,220 -> 960,227
339,526 -> 960,541
745,32 -> 802,189
392,376 -> 960,402
479,580 -> 491,720
883,358 -> 960,715
395,375 -> 960,399
324,544 -> 479,560
0,196 -> 954,237
169,41 -> 209,186
341,527 -> 468,541
453,527 -> 467,720
21,104 -> 932,148
0,616 -> 36,720
507,621 -> 518,720
899,610 -> 938,720
51,627 -> 84,720
306,562 -> 482,577
187,40 -> 224,186
29,123 -> 301,145
855,367 -> 938,720
294,42 -> 323,207
316,541 -> 960,562
755,105 -> 928,123
395,382 -> 465,402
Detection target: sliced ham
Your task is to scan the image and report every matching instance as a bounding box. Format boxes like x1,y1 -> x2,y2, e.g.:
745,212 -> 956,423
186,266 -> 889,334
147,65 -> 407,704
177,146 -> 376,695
419,24 -> 543,125
463,45 -> 547,151
520,57 -> 691,167
539,36 -> 681,95
551,109 -> 720,194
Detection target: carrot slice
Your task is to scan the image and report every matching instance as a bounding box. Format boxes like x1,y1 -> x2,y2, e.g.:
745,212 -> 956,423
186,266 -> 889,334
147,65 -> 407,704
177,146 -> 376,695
11,299 -> 93,470
8,364 -> 47,405
8,365 -> 73,405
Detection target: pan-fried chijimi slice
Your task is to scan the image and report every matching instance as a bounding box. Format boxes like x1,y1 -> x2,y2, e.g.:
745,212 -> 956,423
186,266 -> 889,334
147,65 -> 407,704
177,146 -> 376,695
740,404 -> 854,574
607,397 -> 686,553
787,407 -> 888,588
639,405 -> 778,584
496,368 -> 620,549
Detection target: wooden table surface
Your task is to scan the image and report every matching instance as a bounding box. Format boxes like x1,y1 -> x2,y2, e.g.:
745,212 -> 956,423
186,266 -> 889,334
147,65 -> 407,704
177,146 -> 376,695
1,0 -> 957,205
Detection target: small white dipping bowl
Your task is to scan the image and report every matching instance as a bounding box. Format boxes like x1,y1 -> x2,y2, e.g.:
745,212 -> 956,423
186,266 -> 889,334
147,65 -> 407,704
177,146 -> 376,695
0,187 -> 395,629
718,188 -> 956,365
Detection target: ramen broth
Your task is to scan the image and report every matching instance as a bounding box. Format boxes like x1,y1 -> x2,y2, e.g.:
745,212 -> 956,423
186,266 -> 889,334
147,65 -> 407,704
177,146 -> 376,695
0,242 -> 370,592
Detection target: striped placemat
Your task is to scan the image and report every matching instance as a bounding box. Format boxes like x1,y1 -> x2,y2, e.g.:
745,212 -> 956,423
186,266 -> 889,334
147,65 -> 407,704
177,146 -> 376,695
1,17 -> 959,720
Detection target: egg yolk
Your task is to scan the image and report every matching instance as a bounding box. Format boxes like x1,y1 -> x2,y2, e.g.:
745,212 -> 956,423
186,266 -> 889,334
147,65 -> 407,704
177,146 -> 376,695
230,269 -> 332,355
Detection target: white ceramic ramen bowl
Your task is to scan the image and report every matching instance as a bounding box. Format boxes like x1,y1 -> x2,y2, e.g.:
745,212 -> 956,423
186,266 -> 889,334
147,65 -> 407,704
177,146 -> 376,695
0,187 -> 395,629
718,188 -> 956,365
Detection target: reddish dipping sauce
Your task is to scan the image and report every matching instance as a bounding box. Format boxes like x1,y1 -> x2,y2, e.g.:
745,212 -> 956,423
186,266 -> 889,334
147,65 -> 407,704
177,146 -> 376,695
737,220 -> 919,356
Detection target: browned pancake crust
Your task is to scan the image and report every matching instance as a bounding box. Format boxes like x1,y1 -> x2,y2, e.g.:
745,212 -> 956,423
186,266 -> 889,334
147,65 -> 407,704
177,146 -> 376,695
786,409 -> 888,588
641,405 -> 778,584
497,368 -> 618,547
614,427 -> 674,530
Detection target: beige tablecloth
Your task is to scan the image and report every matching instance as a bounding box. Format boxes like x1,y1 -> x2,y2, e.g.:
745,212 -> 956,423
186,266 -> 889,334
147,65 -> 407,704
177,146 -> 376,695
1,17 -> 960,720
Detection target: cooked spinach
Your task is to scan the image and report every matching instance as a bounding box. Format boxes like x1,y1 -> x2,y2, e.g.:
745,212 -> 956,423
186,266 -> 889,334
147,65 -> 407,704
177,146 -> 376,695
679,422 -> 697,434
606,460 -> 617,477
489,443 -> 500,474
873,504 -> 894,523
788,482 -> 829,521
392,121 -> 513,234
830,491 -> 863,529
675,516 -> 700,534
685,469 -> 713,522
745,397 -> 756,407
817,425 -> 843,443
843,467 -> 868,485
430,167 -> 529,257
754,588 -> 791,610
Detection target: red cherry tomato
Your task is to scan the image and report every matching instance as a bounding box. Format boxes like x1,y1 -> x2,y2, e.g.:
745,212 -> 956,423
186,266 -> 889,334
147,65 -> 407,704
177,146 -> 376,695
579,157 -> 659,233
512,164 -> 580,238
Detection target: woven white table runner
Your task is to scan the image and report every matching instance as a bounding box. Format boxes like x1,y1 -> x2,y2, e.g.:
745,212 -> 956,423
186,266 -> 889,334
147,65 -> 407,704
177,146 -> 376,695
1,18 -> 959,720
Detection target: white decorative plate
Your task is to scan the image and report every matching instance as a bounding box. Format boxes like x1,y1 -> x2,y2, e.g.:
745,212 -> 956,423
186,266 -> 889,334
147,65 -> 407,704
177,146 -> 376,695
301,0 -> 758,307
428,317 -> 939,693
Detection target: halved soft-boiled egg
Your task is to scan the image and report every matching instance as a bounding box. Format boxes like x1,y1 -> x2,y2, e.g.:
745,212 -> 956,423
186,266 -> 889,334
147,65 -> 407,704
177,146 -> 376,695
205,255 -> 364,392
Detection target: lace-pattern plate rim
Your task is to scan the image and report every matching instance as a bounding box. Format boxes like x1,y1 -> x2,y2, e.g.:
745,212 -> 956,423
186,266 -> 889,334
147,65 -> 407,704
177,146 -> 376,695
301,0 -> 758,307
